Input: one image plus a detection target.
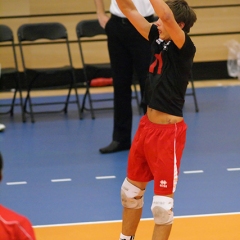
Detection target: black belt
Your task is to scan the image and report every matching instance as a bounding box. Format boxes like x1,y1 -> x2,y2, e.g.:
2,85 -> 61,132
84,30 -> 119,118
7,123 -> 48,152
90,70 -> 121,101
111,14 -> 154,24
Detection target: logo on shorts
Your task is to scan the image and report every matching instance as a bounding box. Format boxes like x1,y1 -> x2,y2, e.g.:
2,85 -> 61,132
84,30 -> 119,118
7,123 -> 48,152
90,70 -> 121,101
160,180 -> 167,188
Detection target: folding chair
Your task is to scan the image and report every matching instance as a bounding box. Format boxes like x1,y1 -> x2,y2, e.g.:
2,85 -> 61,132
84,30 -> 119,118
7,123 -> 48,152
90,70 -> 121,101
17,22 -> 81,122
186,71 -> 199,112
76,19 -> 140,119
0,24 -> 26,122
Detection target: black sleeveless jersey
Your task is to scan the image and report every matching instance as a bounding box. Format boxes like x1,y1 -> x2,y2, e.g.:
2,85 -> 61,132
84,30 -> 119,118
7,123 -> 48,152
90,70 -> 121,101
144,24 -> 196,117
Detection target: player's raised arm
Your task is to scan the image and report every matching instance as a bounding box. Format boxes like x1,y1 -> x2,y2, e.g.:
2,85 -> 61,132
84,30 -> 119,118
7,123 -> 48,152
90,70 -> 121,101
150,0 -> 185,48
116,0 -> 152,40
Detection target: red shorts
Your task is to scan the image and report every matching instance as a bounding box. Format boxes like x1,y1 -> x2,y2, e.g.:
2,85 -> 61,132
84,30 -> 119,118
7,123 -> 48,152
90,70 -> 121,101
127,114 -> 187,195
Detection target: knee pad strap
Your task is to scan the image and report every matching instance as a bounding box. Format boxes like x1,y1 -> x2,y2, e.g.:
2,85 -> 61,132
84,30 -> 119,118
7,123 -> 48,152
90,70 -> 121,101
151,196 -> 174,225
121,178 -> 145,209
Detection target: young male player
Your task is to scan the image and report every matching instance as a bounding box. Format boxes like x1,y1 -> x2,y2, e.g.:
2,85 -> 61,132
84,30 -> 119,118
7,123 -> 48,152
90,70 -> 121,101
115,0 -> 197,239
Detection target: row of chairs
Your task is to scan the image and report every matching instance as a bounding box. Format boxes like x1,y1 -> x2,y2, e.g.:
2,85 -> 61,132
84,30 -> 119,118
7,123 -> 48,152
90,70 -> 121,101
0,20 -> 141,123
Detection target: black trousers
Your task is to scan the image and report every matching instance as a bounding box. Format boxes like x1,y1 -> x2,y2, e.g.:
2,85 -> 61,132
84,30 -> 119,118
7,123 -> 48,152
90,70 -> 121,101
105,14 -> 154,144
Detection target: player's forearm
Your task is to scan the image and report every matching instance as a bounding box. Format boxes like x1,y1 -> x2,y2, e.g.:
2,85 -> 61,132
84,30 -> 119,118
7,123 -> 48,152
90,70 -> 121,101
116,0 -> 137,17
150,0 -> 173,22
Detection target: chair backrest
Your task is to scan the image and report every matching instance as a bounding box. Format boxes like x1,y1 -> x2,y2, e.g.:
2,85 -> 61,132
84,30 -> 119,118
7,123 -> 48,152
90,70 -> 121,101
75,19 -> 110,81
17,22 -> 67,42
76,19 -> 106,38
15,23 -> 81,122
0,24 -> 14,42
17,22 -> 73,71
0,24 -> 19,74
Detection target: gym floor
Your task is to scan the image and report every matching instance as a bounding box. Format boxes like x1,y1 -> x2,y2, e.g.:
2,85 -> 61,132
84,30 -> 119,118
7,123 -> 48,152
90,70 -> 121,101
0,80 -> 240,239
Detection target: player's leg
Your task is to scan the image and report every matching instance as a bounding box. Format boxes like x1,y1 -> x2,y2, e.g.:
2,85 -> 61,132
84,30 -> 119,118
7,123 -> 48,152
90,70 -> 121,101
120,178 -> 148,240
147,121 -> 187,240
151,194 -> 174,240
119,116 -> 154,239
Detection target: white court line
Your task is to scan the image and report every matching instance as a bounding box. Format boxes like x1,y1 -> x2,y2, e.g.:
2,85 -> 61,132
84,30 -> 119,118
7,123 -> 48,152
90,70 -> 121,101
33,212 -> 240,228
6,181 -> 27,185
51,178 -> 72,182
95,176 -> 116,180
227,168 -> 240,171
183,170 -> 204,174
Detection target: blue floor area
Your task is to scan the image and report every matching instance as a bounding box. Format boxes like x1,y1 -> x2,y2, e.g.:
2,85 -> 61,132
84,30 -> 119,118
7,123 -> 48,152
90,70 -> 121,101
0,86 -> 240,226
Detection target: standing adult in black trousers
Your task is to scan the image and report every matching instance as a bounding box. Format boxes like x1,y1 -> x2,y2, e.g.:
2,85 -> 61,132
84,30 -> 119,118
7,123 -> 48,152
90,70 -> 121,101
94,0 -> 154,153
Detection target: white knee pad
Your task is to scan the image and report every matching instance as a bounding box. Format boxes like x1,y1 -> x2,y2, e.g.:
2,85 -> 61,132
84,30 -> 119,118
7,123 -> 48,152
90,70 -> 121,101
121,178 -> 145,209
151,196 -> 174,225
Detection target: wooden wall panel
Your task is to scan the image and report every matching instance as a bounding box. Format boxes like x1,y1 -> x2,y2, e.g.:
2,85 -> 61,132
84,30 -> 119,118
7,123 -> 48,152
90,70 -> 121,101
0,0 -> 239,17
188,0 -> 240,7
0,0 -> 30,16
192,34 -> 240,62
0,0 -> 239,70
0,0 -> 111,16
191,6 -> 240,34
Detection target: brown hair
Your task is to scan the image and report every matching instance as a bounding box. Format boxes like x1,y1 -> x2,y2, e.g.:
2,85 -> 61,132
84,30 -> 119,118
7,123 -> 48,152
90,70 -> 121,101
166,0 -> 197,33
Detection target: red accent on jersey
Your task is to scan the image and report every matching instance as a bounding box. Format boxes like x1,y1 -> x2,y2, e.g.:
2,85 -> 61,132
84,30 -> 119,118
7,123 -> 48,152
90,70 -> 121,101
149,53 -> 163,74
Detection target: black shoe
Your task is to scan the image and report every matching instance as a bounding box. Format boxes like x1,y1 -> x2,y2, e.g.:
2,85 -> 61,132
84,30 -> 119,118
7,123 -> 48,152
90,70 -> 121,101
99,141 -> 130,154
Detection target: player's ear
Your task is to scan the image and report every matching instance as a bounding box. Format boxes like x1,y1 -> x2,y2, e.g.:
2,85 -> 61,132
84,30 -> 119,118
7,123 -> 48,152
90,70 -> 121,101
178,22 -> 185,29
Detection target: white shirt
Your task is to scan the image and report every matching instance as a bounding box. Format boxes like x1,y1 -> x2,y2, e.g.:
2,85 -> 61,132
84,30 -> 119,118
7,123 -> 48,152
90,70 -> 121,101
110,0 -> 154,18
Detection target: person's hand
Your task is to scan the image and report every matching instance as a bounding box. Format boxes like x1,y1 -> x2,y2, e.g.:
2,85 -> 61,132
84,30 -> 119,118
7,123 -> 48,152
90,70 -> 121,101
98,14 -> 110,28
